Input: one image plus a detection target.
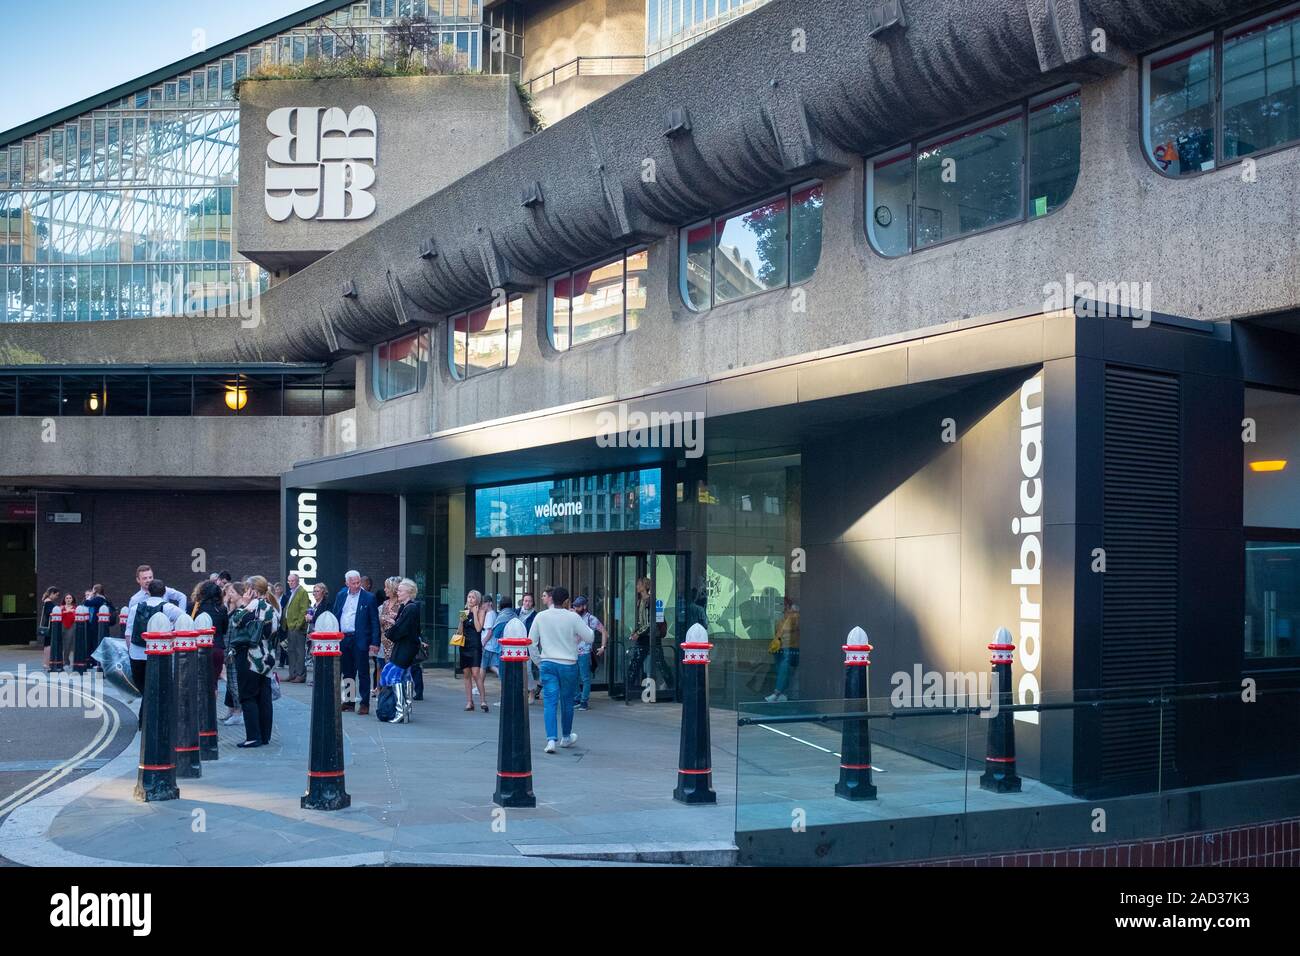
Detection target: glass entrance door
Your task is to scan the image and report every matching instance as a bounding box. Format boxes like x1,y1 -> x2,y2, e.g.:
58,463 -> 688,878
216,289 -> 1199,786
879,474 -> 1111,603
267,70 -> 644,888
608,551 -> 685,703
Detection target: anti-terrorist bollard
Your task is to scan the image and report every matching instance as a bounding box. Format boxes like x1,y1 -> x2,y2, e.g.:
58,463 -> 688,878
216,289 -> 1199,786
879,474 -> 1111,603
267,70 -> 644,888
980,626 -> 1022,793
48,604 -> 65,673
94,604 -> 111,666
302,612 -> 350,811
194,612 -> 218,761
172,623 -> 202,779
835,626 -> 877,801
118,606 -> 128,637
674,623 -> 717,804
73,604 -> 90,673
135,614 -> 180,802
493,618 -> 536,808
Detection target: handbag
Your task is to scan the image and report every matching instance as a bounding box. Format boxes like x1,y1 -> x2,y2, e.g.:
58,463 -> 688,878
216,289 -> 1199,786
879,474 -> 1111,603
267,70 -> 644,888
415,637 -> 430,664
768,636 -> 782,655
450,616 -> 466,647
269,671 -> 282,701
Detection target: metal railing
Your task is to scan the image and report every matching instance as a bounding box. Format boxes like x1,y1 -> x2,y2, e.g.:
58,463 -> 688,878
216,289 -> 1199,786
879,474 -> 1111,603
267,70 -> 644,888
522,55 -> 645,95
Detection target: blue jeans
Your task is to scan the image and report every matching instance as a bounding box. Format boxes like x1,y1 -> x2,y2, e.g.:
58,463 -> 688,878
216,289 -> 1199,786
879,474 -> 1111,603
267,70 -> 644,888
774,648 -> 799,695
539,660 -> 579,740
576,652 -> 592,704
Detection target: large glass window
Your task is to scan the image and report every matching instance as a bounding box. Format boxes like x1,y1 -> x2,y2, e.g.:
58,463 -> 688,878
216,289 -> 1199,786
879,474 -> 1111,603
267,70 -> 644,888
1144,5 -> 1300,176
679,182 -> 822,312
867,86 -> 1080,256
449,295 -> 523,379
548,247 -> 647,351
1244,387 -> 1300,663
373,329 -> 429,401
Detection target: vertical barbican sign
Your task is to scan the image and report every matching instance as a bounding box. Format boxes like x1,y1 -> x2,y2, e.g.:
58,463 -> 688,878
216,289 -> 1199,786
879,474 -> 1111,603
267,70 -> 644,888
287,490 -> 346,590
1011,375 -> 1044,725
264,106 -> 377,221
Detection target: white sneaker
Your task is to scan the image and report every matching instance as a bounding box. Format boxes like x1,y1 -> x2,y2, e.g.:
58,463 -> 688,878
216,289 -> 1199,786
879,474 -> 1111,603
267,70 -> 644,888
764,692 -> 788,703
544,739 -> 557,754
560,732 -> 578,748
222,712 -> 244,726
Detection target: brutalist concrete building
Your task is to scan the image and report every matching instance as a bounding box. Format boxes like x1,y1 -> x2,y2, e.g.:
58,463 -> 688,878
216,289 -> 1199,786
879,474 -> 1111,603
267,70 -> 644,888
2,0 -> 1299,857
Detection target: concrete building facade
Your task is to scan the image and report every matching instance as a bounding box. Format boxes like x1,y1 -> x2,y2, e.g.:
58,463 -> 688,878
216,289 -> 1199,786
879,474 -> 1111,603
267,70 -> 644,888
1,0 -> 1298,859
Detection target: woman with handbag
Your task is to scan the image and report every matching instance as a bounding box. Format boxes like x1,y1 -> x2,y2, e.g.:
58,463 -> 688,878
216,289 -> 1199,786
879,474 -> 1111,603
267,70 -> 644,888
377,577 -> 400,696
379,579 -> 423,723
221,581 -> 246,726
456,590 -> 490,712
229,576 -> 280,749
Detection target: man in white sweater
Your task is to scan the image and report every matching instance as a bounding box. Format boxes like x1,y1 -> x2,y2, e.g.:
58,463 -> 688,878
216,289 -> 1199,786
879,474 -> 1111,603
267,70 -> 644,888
529,586 -> 592,753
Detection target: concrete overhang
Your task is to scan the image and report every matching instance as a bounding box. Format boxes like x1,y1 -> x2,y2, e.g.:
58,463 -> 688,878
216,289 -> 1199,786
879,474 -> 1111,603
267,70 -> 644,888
284,300 -> 1229,495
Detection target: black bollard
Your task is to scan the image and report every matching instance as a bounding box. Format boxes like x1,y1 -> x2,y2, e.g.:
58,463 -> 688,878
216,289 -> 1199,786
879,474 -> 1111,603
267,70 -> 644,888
302,625 -> 351,811
48,604 -> 65,672
72,605 -> 90,673
673,622 -> 716,804
980,626 -> 1022,793
173,629 -> 202,778
493,629 -> 536,808
196,626 -> 219,761
118,606 -> 129,637
835,626 -> 877,801
94,605 -> 111,667
135,628 -> 180,802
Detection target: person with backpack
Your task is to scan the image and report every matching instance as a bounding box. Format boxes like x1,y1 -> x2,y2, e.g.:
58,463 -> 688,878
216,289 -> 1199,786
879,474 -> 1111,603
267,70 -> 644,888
378,579 -> 423,723
228,576 -> 280,748
125,576 -> 184,726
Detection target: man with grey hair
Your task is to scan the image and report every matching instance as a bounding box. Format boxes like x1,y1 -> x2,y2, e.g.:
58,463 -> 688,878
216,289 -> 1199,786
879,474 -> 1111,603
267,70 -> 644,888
282,571 -> 310,683
331,570 -> 380,715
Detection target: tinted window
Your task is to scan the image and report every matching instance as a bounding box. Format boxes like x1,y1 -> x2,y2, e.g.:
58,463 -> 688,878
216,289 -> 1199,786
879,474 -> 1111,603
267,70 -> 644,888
1146,40 -> 1216,175
1224,12 -> 1300,159
450,295 -> 523,378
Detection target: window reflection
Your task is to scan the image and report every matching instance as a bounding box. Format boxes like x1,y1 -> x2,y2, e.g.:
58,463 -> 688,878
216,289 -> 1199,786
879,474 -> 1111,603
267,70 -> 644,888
548,248 -> 647,350
449,295 -> 523,378
867,87 -> 1080,256
373,330 -> 429,401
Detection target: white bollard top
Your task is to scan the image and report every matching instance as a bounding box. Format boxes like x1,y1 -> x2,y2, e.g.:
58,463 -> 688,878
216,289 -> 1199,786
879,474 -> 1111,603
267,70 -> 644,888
847,626 -> 870,647
993,626 -> 1013,645
503,618 -> 527,639
685,622 -> 709,644
147,611 -> 173,633
193,611 -> 213,630
313,610 -> 340,633
174,611 -> 196,632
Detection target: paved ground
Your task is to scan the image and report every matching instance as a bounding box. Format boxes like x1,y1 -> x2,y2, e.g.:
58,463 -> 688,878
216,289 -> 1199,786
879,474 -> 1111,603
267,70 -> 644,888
0,647 -> 737,866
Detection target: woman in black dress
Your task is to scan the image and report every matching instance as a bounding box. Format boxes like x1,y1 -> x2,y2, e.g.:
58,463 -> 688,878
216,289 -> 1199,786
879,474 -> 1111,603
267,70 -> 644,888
459,589 -> 489,713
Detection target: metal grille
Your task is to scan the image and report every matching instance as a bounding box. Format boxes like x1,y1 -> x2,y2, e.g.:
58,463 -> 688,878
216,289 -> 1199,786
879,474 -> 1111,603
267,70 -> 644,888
1101,366 -> 1180,782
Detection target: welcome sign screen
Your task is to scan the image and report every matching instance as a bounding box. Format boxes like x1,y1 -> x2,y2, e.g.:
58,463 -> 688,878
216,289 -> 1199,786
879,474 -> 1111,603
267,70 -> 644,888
474,469 -> 662,538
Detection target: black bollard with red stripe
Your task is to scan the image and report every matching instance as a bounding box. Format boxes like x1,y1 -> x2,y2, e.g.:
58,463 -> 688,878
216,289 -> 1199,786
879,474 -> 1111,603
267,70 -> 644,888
980,626 -> 1022,793
196,626 -> 219,761
494,626 -> 536,808
673,623 -> 716,804
302,616 -> 351,810
94,605 -> 111,667
135,628 -> 180,802
118,606 -> 129,637
48,604 -> 65,672
72,605 -> 90,673
835,626 -> 877,800
173,629 -> 202,778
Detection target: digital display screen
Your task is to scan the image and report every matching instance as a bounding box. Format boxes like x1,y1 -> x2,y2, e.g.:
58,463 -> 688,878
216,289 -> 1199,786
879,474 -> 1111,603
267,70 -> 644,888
474,469 -> 662,538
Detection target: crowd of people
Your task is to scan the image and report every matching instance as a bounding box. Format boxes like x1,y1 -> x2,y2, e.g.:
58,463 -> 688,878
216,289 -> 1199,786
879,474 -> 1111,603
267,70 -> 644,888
37,563 -> 799,754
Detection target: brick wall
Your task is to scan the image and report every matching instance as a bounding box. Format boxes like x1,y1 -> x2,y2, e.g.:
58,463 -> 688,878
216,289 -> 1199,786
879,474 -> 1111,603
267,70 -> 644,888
899,817 -> 1300,867
35,490 -> 280,606
345,493 -> 401,585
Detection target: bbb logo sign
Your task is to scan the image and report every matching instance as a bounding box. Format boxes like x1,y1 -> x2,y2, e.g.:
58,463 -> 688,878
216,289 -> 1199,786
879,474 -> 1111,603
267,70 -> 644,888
264,106 -> 377,222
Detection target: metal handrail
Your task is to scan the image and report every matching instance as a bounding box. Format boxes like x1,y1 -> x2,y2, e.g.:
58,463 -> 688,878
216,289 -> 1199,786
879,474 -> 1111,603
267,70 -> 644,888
736,684 -> 1300,727
522,55 -> 645,94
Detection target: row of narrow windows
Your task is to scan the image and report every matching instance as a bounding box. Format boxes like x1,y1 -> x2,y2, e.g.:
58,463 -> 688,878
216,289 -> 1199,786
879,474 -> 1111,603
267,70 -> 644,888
372,2 -> 1300,398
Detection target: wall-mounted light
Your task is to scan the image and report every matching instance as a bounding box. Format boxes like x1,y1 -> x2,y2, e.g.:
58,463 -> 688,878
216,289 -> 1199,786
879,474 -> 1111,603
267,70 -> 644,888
224,386 -> 248,411
1249,460 -> 1288,472
87,393 -> 100,413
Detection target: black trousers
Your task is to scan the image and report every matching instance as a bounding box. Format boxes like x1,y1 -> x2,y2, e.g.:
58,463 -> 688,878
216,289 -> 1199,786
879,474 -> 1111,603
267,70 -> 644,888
130,657 -> 148,729
411,663 -> 424,699
234,647 -> 273,744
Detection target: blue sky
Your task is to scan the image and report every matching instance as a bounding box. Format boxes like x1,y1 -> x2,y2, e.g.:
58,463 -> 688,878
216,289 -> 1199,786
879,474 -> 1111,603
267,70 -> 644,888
1,0 -> 317,134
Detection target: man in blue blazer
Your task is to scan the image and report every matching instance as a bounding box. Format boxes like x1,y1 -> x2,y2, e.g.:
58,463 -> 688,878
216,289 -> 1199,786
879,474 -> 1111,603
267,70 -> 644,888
332,569 -> 380,715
